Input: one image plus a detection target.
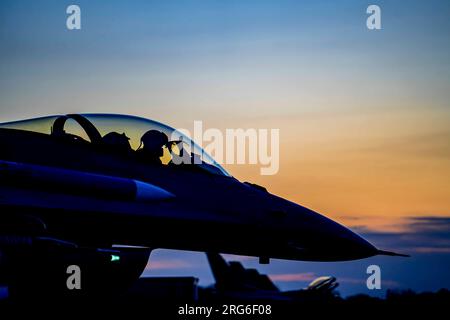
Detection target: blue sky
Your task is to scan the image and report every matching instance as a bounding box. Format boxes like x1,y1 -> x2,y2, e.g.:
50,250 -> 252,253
2,0 -> 449,121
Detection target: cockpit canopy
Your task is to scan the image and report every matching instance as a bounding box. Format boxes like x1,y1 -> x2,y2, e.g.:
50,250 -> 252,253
0,113 -> 230,176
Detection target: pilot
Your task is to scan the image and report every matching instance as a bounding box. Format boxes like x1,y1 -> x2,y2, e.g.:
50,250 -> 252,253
102,132 -> 132,155
136,130 -> 169,165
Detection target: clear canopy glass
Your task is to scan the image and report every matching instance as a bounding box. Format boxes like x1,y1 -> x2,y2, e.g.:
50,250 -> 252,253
0,113 -> 230,176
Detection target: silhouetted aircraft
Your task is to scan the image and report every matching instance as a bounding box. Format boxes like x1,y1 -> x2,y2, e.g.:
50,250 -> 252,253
0,114 -> 406,297
203,253 -> 338,301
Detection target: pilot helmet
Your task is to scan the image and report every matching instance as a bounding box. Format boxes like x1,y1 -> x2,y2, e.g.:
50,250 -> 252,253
102,132 -> 131,153
140,130 -> 169,152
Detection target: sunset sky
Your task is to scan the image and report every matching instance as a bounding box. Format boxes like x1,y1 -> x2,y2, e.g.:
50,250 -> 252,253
1,0 -> 449,296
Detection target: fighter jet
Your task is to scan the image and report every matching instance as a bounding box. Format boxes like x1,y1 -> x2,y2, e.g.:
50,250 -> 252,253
0,114 -> 406,297
203,252 -> 338,301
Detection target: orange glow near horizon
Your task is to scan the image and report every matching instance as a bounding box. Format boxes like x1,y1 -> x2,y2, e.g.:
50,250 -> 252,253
2,106 -> 448,233
217,107 -> 450,232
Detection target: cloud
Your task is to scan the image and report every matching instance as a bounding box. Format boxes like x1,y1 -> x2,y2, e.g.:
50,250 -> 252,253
337,277 -> 400,287
222,254 -> 255,262
412,247 -> 450,253
355,216 -> 450,254
145,259 -> 193,271
269,272 -> 316,282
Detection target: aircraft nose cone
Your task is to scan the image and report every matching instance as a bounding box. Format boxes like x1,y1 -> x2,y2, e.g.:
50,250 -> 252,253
327,223 -> 378,260
288,205 -> 378,261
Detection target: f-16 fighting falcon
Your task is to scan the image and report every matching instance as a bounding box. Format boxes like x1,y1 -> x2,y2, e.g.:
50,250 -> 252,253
0,114 -> 407,297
